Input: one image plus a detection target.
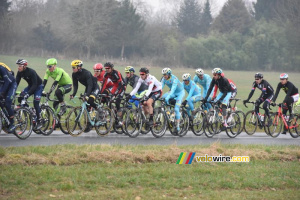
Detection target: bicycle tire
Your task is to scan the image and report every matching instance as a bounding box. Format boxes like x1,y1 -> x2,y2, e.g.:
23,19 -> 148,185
151,107 -> 167,138
191,109 -> 205,136
39,106 -> 56,136
66,107 -> 87,136
289,115 -> 300,138
244,110 -> 258,135
58,105 -> 73,134
226,112 -> 241,138
267,113 -> 281,138
13,107 -> 33,140
125,108 -> 141,138
177,109 -> 189,137
204,111 -> 218,138
234,110 -> 245,134
95,107 -> 113,136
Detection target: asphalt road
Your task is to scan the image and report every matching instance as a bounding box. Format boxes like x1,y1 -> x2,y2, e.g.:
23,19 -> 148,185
0,130 -> 299,147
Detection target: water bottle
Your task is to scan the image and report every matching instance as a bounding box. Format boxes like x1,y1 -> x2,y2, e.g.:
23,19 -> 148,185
260,114 -> 264,122
285,115 -> 289,122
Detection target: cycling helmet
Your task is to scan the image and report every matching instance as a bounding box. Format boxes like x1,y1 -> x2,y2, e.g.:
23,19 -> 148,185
182,73 -> 191,81
255,72 -> 263,79
104,62 -> 114,68
195,68 -> 204,76
46,58 -> 57,66
125,66 -> 135,73
71,60 -> 83,67
16,59 -> 28,66
139,67 -> 149,74
162,68 -> 172,75
93,63 -> 103,70
212,68 -> 222,74
280,73 -> 288,79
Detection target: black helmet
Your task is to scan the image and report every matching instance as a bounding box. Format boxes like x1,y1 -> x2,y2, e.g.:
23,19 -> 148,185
16,59 -> 28,66
139,67 -> 149,74
104,62 -> 114,68
255,72 -> 263,79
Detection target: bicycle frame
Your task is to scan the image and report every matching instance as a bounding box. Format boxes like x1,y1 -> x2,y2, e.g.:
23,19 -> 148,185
273,104 -> 298,130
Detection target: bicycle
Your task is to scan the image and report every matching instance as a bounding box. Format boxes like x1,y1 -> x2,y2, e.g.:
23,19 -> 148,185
181,100 -> 206,136
228,98 -> 245,135
243,101 -> 271,136
268,103 -> 300,138
156,98 -> 189,137
205,101 -> 242,138
66,94 -> 113,136
0,99 -> 32,140
43,93 -> 76,134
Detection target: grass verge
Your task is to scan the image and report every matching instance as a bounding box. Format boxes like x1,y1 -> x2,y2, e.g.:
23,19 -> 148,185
0,143 -> 299,200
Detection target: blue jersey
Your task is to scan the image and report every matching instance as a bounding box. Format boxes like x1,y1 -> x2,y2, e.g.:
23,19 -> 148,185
0,63 -> 15,94
193,74 -> 211,90
182,80 -> 201,101
161,74 -> 184,95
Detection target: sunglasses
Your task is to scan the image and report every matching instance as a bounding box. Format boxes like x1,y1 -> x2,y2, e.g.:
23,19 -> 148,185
105,68 -> 111,70
213,74 -> 218,76
72,67 -> 77,69
47,65 -> 53,68
255,79 -> 260,80
140,73 -> 146,76
94,70 -> 101,72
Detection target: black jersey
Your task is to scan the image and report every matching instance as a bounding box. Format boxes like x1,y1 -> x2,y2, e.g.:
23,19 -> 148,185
206,76 -> 231,100
246,79 -> 274,100
72,68 -> 98,96
273,81 -> 298,102
16,67 -> 42,95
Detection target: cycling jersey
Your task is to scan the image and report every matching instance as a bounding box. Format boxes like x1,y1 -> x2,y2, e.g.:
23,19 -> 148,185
193,74 -> 212,96
101,70 -> 126,95
16,67 -> 42,96
183,80 -> 201,101
130,74 -> 162,97
125,74 -> 148,93
273,81 -> 299,103
0,63 -> 15,94
161,74 -> 184,96
72,68 -> 98,96
246,79 -> 274,101
205,76 -> 231,101
43,67 -> 72,86
212,79 -> 237,99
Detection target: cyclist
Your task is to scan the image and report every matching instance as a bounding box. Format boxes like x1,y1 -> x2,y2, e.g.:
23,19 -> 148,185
182,73 -> 201,122
129,67 -> 162,126
16,59 -> 43,129
124,66 -> 148,108
243,72 -> 274,124
212,72 -> 237,107
203,68 -> 232,127
193,68 -> 212,111
70,60 -> 100,110
272,73 -> 299,134
0,62 -> 17,133
43,58 -> 72,115
161,68 -> 185,132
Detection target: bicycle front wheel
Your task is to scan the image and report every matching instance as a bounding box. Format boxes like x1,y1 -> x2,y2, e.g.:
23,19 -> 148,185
125,108 -> 141,138
289,115 -> 300,138
14,108 -> 33,140
39,106 -> 56,136
95,107 -> 113,136
66,107 -> 87,136
244,110 -> 258,135
226,112 -> 241,138
191,109 -> 205,136
205,111 -> 218,138
267,113 -> 281,138
151,107 -> 167,138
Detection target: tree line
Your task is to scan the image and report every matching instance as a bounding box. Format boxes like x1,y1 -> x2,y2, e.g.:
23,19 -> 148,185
0,0 -> 299,71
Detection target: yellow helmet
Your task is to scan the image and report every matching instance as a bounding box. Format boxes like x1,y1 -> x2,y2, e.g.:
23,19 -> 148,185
71,60 -> 83,67
125,66 -> 134,73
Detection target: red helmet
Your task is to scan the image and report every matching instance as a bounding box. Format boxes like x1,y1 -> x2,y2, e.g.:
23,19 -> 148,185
93,63 -> 103,70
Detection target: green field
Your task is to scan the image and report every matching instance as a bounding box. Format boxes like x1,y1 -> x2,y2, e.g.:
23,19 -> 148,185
0,144 -> 300,200
1,54 -> 300,112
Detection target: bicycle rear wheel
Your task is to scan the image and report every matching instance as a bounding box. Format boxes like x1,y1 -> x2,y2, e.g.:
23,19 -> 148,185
226,112 -> 241,138
244,110 -> 258,135
95,107 -> 113,136
66,107 -> 87,136
125,108 -> 141,138
205,111 -> 218,138
191,109 -> 205,136
289,115 -> 300,138
14,108 -> 33,140
151,107 -> 167,138
267,113 -> 282,138
177,109 -> 189,137
39,106 -> 56,136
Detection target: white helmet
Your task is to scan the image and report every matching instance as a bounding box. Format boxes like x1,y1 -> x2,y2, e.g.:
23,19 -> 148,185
182,73 -> 191,81
212,68 -> 222,74
162,68 -> 172,75
195,68 -> 204,76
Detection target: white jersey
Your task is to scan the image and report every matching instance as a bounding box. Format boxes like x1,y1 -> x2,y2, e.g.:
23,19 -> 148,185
130,74 -> 162,97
